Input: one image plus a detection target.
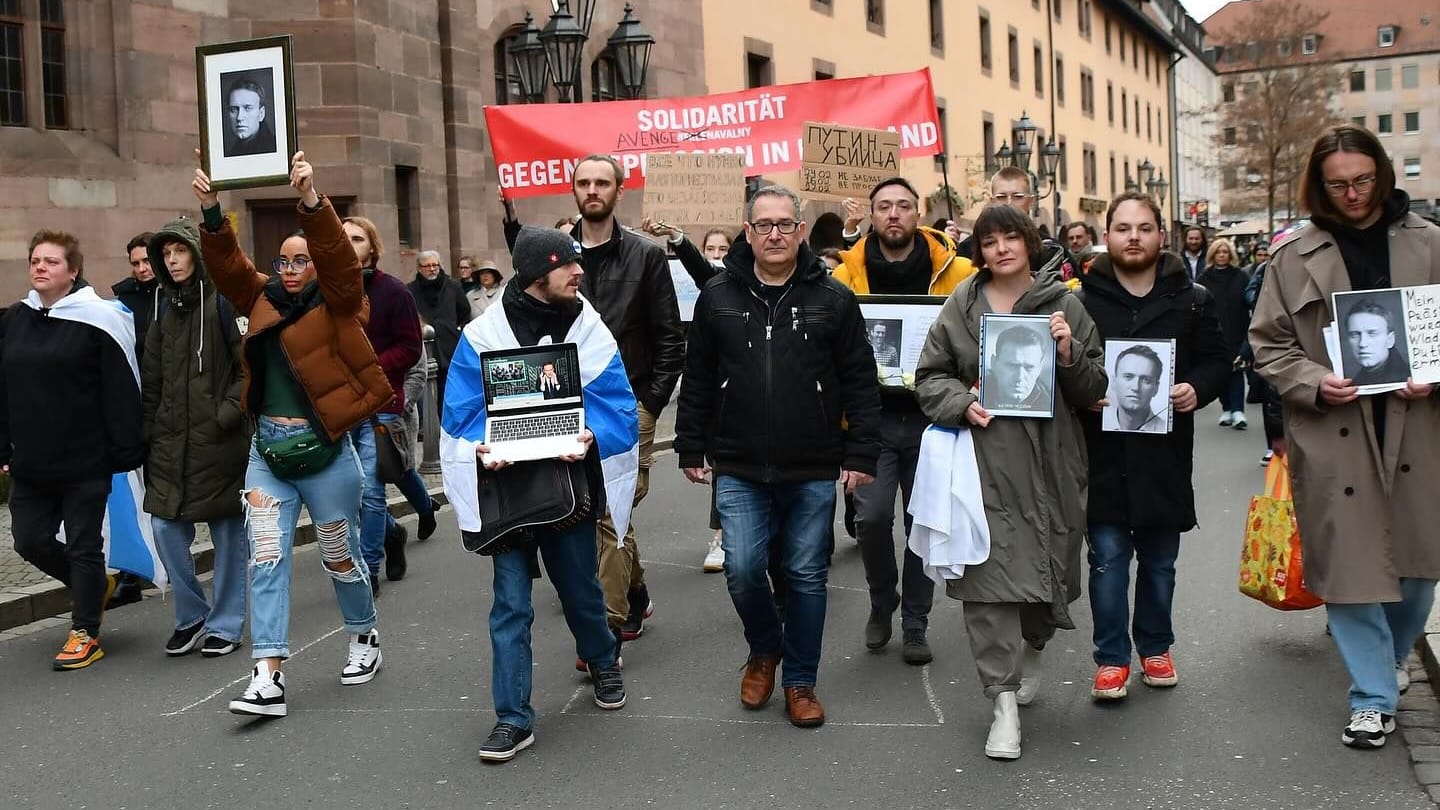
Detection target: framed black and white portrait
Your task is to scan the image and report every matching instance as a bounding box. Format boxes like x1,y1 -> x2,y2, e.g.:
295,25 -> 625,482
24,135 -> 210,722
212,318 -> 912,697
864,318 -> 904,374
1102,339 -> 1175,434
1332,289 -> 1411,392
196,36 -> 297,191
979,313 -> 1056,418
857,295 -> 945,390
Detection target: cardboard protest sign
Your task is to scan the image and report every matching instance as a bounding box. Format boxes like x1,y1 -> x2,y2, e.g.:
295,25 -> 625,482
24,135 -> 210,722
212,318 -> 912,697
641,153 -> 746,230
799,123 -> 901,200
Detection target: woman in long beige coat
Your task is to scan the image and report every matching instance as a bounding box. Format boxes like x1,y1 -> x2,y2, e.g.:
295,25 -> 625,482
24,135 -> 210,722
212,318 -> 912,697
915,204 -> 1106,760
1251,124 -> 1440,750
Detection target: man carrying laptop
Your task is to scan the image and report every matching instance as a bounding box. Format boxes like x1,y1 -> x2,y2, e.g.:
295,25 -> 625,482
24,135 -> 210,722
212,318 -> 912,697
440,226 -> 641,763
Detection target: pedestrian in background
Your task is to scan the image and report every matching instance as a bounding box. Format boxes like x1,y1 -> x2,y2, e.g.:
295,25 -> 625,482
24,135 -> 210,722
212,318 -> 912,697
467,261 -> 504,316
408,249 -> 471,408
143,216 -> 250,659
1252,124 -> 1440,750
195,152 -> 392,718
1198,237 -> 1250,429
1,230 -> 147,670
914,203 -> 1105,760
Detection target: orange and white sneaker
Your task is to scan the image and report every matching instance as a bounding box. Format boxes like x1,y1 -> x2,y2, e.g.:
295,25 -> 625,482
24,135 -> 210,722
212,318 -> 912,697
1141,652 -> 1178,687
53,629 -> 104,671
1091,664 -> 1130,700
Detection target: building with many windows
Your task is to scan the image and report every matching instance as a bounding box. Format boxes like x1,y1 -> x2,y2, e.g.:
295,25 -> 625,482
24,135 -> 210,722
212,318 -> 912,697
1146,0 -> 1221,232
1207,0 -> 1440,223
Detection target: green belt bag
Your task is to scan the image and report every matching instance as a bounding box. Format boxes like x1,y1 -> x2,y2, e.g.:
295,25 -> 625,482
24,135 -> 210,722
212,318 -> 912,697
257,429 -> 342,480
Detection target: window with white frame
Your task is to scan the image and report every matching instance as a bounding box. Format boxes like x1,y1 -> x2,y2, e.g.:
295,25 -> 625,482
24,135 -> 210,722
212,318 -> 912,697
1378,26 -> 1396,48
1404,111 -> 1419,134
1378,113 -> 1393,135
1302,34 -> 1317,54
1403,156 -> 1420,179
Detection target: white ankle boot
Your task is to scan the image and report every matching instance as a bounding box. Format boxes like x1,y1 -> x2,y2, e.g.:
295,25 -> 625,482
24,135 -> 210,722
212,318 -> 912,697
985,692 -> 1022,760
1016,646 -> 1042,706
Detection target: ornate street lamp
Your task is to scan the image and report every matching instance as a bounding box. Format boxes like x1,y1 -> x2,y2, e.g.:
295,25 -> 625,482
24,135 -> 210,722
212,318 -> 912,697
994,141 -> 1013,168
606,3 -> 655,100
1138,157 -> 1155,190
1012,111 -> 1037,173
553,0 -> 597,37
1040,138 -> 1061,181
1125,175 -> 1140,193
541,1 -> 588,102
510,12 -> 549,104
1152,171 -> 1169,204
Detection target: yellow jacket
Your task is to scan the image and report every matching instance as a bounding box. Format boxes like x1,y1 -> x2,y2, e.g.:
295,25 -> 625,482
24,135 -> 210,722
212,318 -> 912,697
835,226 -> 975,296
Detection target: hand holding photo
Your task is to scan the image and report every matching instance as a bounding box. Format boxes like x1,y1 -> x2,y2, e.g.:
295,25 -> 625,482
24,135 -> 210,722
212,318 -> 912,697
979,313 -> 1056,419
196,36 -> 297,191
1102,339 -> 1175,434
1332,289 -> 1410,393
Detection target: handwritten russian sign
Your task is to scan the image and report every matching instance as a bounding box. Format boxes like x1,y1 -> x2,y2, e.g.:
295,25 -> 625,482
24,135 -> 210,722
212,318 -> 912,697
641,152 -> 747,229
799,122 -> 901,199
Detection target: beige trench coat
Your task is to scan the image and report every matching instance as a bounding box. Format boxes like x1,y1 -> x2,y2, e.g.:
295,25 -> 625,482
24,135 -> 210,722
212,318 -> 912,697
1250,212 -> 1440,603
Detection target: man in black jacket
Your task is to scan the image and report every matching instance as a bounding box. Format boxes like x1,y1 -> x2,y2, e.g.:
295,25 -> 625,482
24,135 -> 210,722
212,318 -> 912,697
1077,192 -> 1233,702
407,250 -> 471,407
676,184 -> 881,728
113,232 -> 159,361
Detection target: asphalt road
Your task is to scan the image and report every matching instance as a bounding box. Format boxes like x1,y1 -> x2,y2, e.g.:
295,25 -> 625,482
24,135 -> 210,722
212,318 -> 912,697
0,403 -> 1430,810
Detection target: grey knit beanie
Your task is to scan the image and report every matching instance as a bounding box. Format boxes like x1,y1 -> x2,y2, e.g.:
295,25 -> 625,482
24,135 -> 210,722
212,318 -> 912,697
512,226 -> 583,289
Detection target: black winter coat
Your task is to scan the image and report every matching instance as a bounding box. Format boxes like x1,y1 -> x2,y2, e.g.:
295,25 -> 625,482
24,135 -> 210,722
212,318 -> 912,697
1078,253 -> 1235,530
408,271 -> 470,381
1196,263 -> 1251,352
675,240 -> 882,482
112,276 -> 160,361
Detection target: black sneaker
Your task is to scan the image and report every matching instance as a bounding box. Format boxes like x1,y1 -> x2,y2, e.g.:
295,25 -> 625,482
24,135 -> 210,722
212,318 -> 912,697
620,585 -> 653,641
478,722 -> 534,762
200,636 -> 241,657
164,623 -> 205,657
589,662 -> 627,709
1341,709 -> 1390,749
901,629 -> 933,665
384,523 -> 408,581
417,499 -> 439,542
865,607 -> 891,651
229,664 -> 287,717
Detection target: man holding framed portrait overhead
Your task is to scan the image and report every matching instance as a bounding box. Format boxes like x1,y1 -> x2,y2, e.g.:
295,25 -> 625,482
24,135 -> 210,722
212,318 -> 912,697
833,177 -> 974,666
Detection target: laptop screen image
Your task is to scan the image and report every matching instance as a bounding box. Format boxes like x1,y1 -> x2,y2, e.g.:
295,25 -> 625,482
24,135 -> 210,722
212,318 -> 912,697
480,344 -> 583,412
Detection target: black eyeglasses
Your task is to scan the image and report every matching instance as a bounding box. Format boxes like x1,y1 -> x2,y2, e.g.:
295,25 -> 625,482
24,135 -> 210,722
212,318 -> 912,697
272,257 -> 312,275
749,220 -> 801,235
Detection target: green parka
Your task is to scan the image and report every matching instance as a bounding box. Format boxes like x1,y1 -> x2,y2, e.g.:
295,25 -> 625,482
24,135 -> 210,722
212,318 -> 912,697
141,217 -> 248,522
914,268 -> 1107,629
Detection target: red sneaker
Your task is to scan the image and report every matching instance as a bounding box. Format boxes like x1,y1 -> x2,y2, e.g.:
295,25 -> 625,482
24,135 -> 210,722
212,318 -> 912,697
1141,652 -> 1178,687
1091,664 -> 1130,700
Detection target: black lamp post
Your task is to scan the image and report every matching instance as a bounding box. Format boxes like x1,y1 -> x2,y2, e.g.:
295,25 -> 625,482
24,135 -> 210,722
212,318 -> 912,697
540,1 -> 587,102
1012,111 -> 1037,173
553,0 -> 597,36
991,110 -> 1065,226
510,12 -> 549,104
1138,157 -> 1156,190
606,3 -> 655,99
1125,175 -> 1140,193
1149,171 -> 1169,204
994,141 -> 1013,171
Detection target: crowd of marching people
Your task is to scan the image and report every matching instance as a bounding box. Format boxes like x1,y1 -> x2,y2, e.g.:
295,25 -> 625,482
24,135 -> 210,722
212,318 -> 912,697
3,122 -> 1438,763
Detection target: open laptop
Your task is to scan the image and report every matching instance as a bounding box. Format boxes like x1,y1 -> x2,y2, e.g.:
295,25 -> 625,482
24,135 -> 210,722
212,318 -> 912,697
478,343 -> 586,464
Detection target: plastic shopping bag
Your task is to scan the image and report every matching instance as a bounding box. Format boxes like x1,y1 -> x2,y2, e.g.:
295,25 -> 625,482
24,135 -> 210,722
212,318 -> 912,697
1238,455 -> 1323,611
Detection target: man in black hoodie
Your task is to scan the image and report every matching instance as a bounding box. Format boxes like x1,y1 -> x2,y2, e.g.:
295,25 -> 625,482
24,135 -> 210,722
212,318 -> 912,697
114,231 -> 160,361
676,184 -> 881,728
1077,192 -> 1232,703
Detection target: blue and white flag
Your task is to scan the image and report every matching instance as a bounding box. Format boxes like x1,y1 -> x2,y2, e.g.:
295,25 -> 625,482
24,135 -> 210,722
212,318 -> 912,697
25,286 -> 167,590
440,295 -> 640,544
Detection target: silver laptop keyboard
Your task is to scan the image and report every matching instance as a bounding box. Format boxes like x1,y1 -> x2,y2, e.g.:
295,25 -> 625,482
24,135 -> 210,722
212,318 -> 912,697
490,411 -> 582,443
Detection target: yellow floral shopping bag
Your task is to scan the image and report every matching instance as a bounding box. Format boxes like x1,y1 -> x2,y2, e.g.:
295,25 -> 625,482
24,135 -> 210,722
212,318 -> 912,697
1238,456 -> 1323,611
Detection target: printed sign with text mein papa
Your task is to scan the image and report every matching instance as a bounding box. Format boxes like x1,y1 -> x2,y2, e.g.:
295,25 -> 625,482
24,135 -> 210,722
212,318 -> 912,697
641,153 -> 746,229
799,123 -> 901,199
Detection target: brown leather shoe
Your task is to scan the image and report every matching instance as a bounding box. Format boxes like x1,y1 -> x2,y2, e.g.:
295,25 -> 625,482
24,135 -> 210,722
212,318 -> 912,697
785,686 -> 825,727
740,653 -> 780,709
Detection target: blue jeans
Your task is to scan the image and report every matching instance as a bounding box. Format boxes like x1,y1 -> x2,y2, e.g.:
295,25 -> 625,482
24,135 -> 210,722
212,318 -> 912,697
153,515 -> 248,643
1327,578 -> 1437,713
246,417 -> 375,659
348,414 -> 399,577
1087,523 -> 1182,666
489,517 -> 615,729
716,475 -> 836,688
395,467 -> 432,517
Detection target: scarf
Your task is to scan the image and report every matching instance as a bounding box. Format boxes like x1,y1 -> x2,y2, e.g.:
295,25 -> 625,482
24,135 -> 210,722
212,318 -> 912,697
864,233 -> 933,295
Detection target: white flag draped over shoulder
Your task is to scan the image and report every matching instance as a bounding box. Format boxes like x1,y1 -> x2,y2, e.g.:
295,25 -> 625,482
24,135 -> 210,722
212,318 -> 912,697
439,294 -> 640,544
24,286 -> 167,590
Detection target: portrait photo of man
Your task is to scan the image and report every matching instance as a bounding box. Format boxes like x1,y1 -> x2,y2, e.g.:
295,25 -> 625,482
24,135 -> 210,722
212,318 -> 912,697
1338,293 -> 1410,387
981,319 -> 1055,417
539,361 -> 565,400
1102,341 -> 1172,434
220,71 -> 277,158
866,318 -> 902,370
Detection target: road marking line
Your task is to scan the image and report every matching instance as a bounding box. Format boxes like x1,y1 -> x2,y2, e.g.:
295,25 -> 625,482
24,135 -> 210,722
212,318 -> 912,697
921,664 -> 946,724
560,684 -> 586,715
161,625 -> 346,717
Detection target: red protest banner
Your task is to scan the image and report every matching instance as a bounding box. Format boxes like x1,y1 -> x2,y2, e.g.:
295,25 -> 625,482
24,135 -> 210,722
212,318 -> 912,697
485,68 -> 941,199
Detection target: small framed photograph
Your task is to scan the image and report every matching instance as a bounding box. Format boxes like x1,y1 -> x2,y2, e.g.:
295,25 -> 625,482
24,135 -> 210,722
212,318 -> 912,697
979,313 -> 1056,418
1102,339 -> 1175,434
1331,288 -> 1417,393
857,295 -> 946,389
196,36 -> 297,191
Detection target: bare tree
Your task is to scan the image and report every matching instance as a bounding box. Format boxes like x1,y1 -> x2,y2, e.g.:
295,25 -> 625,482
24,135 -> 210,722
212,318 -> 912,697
1210,0 -> 1341,237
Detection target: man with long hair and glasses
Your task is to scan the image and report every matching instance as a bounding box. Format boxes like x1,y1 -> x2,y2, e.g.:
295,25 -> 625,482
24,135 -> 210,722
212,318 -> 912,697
1252,124 -> 1440,750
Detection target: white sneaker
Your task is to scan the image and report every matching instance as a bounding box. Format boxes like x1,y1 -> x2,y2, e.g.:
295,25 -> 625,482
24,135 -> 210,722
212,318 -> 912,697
703,535 -> 725,573
1341,709 -> 1391,749
340,630 -> 382,685
1232,411 -> 1248,430
1218,411 -> 1234,426
1016,646 -> 1042,706
1398,663 -> 1412,695
985,692 -> 1022,760
229,662 -> 287,717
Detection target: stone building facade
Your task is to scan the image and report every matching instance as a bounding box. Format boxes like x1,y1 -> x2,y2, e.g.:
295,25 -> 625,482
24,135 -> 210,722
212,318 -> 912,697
0,0 -> 706,301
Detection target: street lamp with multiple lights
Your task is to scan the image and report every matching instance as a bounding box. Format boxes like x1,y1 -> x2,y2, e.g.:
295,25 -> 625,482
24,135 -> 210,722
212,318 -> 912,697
990,111 -> 1063,227
511,1 -> 655,104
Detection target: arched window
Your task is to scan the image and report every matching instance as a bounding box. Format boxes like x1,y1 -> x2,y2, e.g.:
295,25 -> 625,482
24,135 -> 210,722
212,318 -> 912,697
591,55 -> 616,102
493,25 -> 524,105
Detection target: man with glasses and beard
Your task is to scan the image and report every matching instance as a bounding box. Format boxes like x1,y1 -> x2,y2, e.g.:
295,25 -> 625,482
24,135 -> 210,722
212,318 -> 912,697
833,177 -> 974,666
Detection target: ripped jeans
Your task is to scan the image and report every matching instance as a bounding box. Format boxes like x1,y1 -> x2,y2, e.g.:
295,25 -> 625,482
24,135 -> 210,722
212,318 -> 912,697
244,416 -> 376,659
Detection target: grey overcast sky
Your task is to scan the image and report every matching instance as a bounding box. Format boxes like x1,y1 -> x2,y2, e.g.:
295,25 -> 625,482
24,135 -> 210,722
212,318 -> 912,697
1179,0 -> 1233,22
